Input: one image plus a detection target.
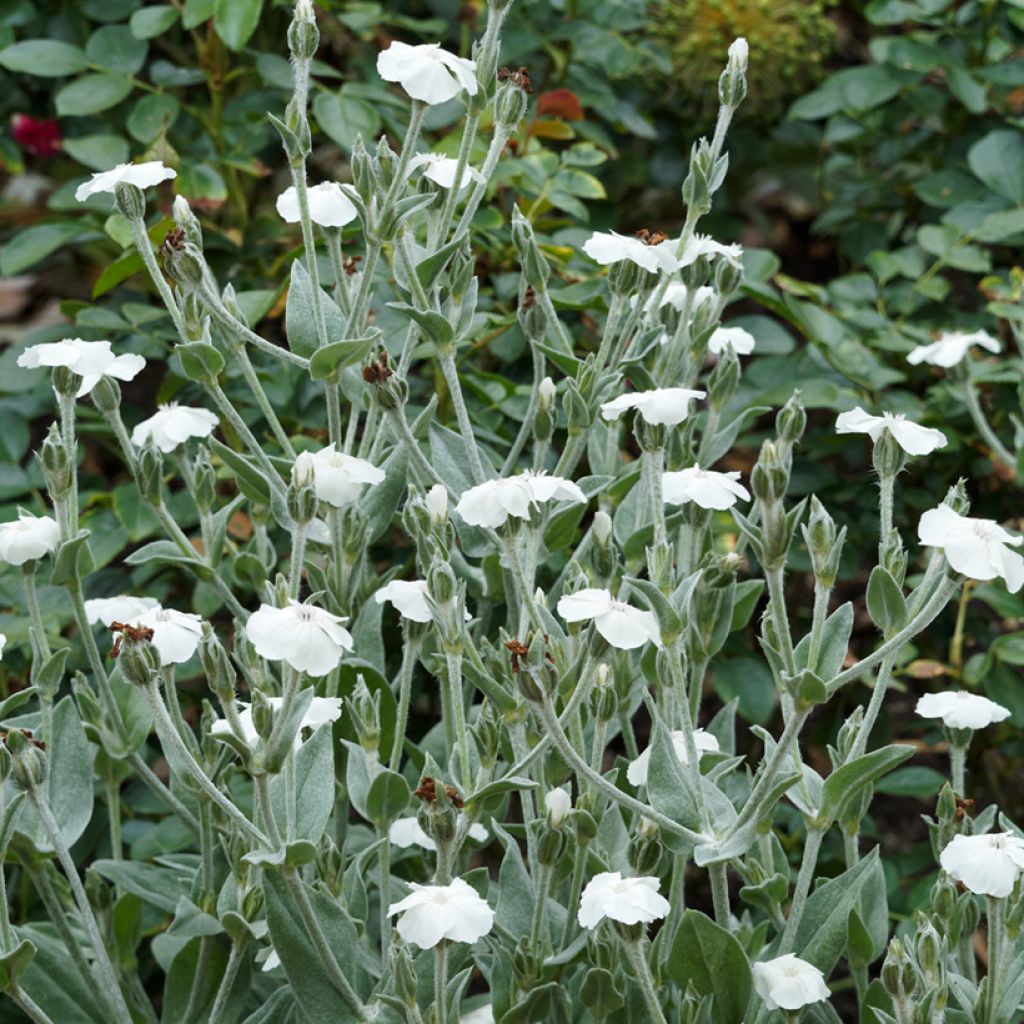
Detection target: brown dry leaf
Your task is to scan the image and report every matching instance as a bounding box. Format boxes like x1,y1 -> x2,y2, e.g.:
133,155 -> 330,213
228,510 -> 254,540
903,660 -> 948,679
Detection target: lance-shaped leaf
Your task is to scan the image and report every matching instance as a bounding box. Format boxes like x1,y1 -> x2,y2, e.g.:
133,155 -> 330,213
866,566 -> 907,636
665,910 -> 752,1024
815,744 -> 915,828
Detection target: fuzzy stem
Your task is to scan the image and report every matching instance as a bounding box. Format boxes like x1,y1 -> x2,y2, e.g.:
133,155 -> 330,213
778,828 -> 825,952
623,940 -> 668,1024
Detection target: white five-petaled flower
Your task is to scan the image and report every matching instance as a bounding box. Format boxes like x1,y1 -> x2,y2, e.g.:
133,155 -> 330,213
84,595 -> 160,626
708,325 -> 755,356
557,588 -> 661,650
455,472 -> 586,529
275,182 -> 358,228
210,696 -> 342,749
310,444 -> 386,508
917,504 -> 1024,592
582,231 -> 681,274
752,954 -> 830,1011
75,160 -> 177,202
835,407 -> 947,457
577,872 -> 670,929
377,41 -> 478,105
135,606 -> 204,665
916,691 -> 1011,731
939,832 -> 1024,898
625,728 -> 720,787
17,338 -> 146,398
245,601 -> 354,677
387,878 -> 494,948
408,153 -> 484,191
907,329 -> 1001,368
600,387 -> 706,427
131,403 -> 219,453
0,513 -> 61,566
678,233 -> 743,269
662,464 -> 750,510
374,579 -> 471,624
388,816 -> 488,852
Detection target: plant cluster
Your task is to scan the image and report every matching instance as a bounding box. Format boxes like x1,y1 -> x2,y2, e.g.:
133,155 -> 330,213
0,3 -> 1022,1024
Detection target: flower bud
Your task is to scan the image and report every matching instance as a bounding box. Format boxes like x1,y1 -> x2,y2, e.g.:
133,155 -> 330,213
718,38 -> 748,108
881,938 -> 911,999
251,689 -> 275,742
510,207 -> 550,288
592,510 -> 613,546
51,364 -> 80,397
119,630 -> 162,686
633,414 -> 665,453
776,391 -> 806,446
750,440 -> 788,505
90,375 -> 121,413
193,446 -> 217,514
518,288 -> 549,341
40,422 -> 73,502
574,806 -> 599,846
562,378 -> 592,433
495,78 -> 529,128
708,344 -> 740,410
545,787 -> 572,829
537,825 -> 565,866
347,677 -> 380,752
287,458 -> 318,525
428,560 -> 457,606
164,240 -> 205,290
374,135 -> 398,191
173,195 -> 203,248
425,484 -> 448,526
915,916 -> 944,983
5,729 -> 46,791
472,699 -> 501,768
114,181 -> 146,221
608,260 -> 654,299
390,943 -> 418,1007
628,833 -> 661,875
199,624 -> 236,703
137,439 -> 164,505
287,0 -> 319,61
714,254 -> 743,297
680,253 -> 712,293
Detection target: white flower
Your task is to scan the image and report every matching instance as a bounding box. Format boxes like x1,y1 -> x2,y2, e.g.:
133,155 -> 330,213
939,832 -> 1024,898
545,787 -> 572,828
388,816 -> 488,851
135,606 -> 203,665
460,1006 -> 494,1024
84,595 -> 160,626
0,635 -> 5,661
387,878 -> 494,948
577,872 -> 670,929
679,233 -> 743,269
916,691 -> 1011,731
600,387 -> 706,426
907,329 -> 1001,368
377,41 -> 478,105
17,338 -> 145,398
275,182 -> 357,228
728,37 -> 749,71
752,954 -> 830,1011
917,504 -> 1024,592
662,464 -> 750,510
425,484 -> 448,523
292,451 -> 315,488
835,407 -> 947,456
310,444 -> 386,508
131,403 -> 219,453
626,729 -> 720,786
375,580 -> 433,623
210,696 -> 342,749
455,472 -> 586,529
245,601 -> 353,676
75,161 -> 176,202
408,153 -> 484,191
651,281 -> 715,314
582,231 -> 681,274
0,513 -> 61,566
557,588 -> 660,650
708,325 -> 755,356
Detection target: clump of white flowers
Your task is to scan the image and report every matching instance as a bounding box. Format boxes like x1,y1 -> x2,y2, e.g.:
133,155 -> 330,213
1,5 -> 1019,1024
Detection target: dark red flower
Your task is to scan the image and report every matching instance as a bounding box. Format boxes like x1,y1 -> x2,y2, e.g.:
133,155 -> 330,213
11,115 -> 62,159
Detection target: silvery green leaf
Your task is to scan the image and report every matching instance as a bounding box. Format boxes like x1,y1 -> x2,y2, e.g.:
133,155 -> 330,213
794,847 -> 880,974
162,936 -> 250,1024
665,910 -> 751,1024
269,724 -> 335,842
365,767 -> 410,827
816,745 -> 914,827
866,566 -> 908,635
794,601 -> 853,680
416,233 -> 466,290
342,739 -> 374,822
262,870 -> 366,1024
493,822 -> 535,939
15,697 -> 94,853
706,698 -> 738,754
90,859 -> 191,915
167,895 -> 222,938
285,258 -> 348,358
14,924 -> 107,1024
362,443 -> 409,545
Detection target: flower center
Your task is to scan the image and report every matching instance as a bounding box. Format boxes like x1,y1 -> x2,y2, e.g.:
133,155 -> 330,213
971,520 -> 1000,541
294,606 -> 316,622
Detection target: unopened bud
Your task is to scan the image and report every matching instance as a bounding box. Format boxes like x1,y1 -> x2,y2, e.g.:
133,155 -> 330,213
172,195 -> 203,248
5,729 -> 46,790
40,422 -> 73,502
90,375 -> 121,413
51,365 -> 80,398
193,446 -> 217,514
708,345 -> 739,410
119,631 -> 162,686
776,392 -> 806,446
114,181 -> 146,221
137,439 -> 164,505
288,0 -> 319,61
545,787 -> 572,829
